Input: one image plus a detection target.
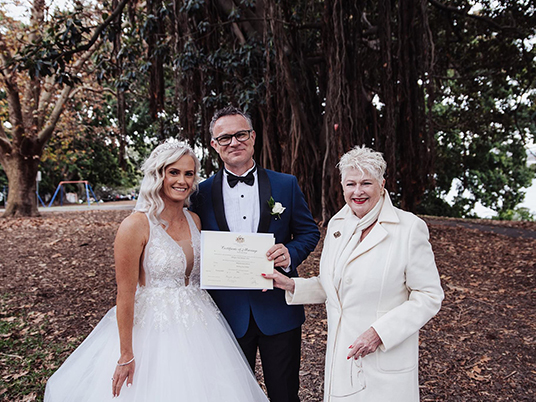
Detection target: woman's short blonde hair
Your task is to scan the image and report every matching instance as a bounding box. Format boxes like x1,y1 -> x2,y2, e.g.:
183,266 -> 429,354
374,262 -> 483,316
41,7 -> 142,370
138,141 -> 201,225
337,145 -> 387,183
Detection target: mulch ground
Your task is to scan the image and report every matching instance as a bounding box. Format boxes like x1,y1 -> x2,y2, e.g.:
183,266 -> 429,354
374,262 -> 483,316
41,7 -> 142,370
1,210 -> 535,401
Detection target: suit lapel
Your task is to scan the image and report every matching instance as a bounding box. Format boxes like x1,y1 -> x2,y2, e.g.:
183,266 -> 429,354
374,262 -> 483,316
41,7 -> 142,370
211,170 -> 230,232
257,166 -> 272,233
343,193 -> 398,266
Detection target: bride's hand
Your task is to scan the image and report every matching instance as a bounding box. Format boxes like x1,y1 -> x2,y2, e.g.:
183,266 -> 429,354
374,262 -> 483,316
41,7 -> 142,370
112,356 -> 135,397
261,271 -> 295,293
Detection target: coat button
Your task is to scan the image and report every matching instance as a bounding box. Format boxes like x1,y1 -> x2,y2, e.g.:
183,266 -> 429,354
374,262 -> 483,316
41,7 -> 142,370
345,278 -> 352,284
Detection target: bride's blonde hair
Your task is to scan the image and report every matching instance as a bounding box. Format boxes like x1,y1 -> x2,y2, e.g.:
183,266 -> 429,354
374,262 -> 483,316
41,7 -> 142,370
136,141 -> 201,225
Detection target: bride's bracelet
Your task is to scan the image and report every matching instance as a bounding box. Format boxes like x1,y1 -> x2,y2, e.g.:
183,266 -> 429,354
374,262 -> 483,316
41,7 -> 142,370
117,356 -> 135,366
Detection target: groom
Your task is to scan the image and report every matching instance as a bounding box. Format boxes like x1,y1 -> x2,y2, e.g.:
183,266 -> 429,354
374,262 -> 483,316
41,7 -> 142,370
190,106 -> 319,402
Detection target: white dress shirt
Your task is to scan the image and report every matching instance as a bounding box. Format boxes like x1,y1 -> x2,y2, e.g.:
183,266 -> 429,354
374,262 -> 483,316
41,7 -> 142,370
223,165 -> 260,233
222,163 -> 291,271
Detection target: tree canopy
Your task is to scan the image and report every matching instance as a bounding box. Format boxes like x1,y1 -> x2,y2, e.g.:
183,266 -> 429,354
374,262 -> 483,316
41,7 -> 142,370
1,0 -> 534,220
425,0 -> 536,218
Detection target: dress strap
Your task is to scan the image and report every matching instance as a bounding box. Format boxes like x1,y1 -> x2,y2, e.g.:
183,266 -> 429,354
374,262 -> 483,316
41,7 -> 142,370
183,209 -> 201,272
144,211 -> 159,228
184,209 -> 197,233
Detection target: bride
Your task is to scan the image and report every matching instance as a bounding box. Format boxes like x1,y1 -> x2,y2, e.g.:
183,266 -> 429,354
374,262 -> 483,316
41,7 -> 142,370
45,141 -> 269,401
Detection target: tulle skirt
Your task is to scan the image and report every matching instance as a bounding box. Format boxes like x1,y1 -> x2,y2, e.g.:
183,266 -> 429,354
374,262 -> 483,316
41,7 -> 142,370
44,286 -> 268,402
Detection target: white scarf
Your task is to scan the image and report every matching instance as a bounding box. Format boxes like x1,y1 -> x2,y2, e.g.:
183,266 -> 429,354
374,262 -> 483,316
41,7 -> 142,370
333,194 -> 385,290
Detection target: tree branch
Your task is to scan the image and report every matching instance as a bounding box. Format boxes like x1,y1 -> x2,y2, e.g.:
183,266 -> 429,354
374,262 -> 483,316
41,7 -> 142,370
45,0 -> 130,64
230,22 -> 247,45
28,0 -> 46,44
0,31 -> 13,77
69,85 -> 117,99
0,71 -> 25,146
22,0 -> 46,126
36,75 -> 56,129
36,84 -> 73,148
36,39 -> 100,148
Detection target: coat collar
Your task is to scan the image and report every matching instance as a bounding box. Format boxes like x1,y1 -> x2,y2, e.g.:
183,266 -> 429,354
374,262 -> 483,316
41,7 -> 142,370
326,192 -> 399,287
211,166 -> 272,233
330,191 -> 399,226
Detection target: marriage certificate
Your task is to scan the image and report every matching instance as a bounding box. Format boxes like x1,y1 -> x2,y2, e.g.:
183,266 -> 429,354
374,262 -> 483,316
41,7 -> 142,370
200,231 -> 274,290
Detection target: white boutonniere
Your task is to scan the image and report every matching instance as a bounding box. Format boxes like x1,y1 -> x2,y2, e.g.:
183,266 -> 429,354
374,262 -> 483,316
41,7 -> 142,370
268,197 -> 286,220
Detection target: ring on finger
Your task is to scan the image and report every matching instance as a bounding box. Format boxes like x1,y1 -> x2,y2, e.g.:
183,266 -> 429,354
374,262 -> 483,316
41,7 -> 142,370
282,254 -> 286,260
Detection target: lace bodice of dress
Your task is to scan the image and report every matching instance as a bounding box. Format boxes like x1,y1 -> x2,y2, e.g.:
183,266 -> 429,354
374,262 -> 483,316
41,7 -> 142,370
132,210 -> 216,331
143,209 -> 201,288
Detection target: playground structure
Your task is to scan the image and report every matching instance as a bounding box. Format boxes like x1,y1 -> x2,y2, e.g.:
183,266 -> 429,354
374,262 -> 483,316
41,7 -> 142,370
47,181 -> 99,207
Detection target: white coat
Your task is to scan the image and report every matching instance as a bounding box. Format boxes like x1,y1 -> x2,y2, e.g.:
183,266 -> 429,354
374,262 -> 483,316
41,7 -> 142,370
287,194 -> 444,402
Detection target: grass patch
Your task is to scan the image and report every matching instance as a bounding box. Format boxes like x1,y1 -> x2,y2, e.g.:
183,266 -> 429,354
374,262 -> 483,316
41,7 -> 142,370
0,297 -> 80,402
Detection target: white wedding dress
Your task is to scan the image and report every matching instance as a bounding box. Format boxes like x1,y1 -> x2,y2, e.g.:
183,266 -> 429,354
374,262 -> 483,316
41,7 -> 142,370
45,210 -> 268,401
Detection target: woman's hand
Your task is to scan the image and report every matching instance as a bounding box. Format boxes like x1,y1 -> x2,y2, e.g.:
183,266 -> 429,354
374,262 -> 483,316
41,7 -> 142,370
261,270 -> 295,293
347,327 -> 383,360
111,356 -> 135,397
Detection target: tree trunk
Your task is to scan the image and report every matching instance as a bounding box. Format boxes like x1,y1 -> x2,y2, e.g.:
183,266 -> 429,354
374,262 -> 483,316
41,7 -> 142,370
164,0 -> 436,221
396,0 -> 434,211
321,0 -> 369,224
112,0 -> 128,169
266,0 -> 322,217
1,151 -> 41,217
147,0 -> 166,122
378,0 -> 397,193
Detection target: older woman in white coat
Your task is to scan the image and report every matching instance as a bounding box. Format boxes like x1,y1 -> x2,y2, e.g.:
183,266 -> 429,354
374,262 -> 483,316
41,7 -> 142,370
264,146 -> 444,402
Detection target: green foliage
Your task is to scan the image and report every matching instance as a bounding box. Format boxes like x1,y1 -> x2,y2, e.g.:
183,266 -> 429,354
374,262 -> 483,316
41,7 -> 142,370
13,5 -> 94,85
175,35 -> 267,113
39,95 -> 139,200
494,207 -> 535,221
425,0 -> 536,218
416,190 -> 475,218
0,166 -> 6,188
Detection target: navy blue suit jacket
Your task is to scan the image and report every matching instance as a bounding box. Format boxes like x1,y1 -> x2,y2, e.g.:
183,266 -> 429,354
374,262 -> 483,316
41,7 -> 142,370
190,167 -> 320,338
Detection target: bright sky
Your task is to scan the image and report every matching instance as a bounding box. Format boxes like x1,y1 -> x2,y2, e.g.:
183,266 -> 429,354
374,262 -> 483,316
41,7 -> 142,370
4,0 -> 70,22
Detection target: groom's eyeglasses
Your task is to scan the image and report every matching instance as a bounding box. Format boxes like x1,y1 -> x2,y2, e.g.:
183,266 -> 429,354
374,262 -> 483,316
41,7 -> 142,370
213,130 -> 253,146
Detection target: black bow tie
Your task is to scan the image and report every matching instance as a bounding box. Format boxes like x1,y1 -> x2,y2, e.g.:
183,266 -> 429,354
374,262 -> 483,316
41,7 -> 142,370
226,167 -> 256,188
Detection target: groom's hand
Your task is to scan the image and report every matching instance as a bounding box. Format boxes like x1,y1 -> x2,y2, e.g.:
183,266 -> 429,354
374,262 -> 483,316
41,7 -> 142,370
266,243 -> 290,269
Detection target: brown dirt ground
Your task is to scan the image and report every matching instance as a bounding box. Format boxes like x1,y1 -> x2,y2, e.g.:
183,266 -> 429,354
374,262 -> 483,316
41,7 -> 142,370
1,210 -> 535,401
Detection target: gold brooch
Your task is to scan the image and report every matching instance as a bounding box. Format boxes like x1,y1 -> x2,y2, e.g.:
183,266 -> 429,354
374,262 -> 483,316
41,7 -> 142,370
333,231 -> 341,238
